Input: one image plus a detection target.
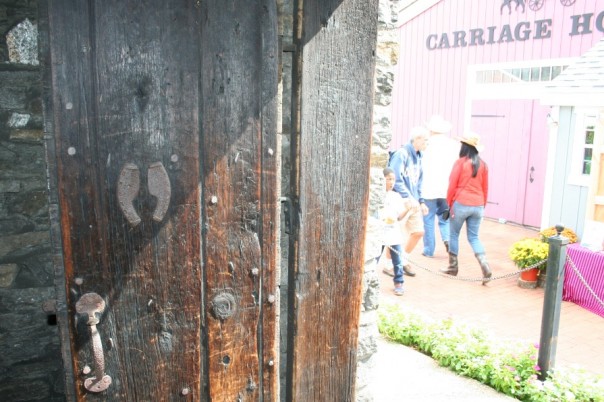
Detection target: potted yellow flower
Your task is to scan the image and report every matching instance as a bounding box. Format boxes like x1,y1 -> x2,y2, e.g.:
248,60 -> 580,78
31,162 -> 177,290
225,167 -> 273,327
536,226 -> 579,287
509,238 -> 549,288
538,226 -> 579,244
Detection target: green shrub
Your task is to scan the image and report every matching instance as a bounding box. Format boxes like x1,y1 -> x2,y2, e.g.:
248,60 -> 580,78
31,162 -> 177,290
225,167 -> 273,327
378,304 -> 604,402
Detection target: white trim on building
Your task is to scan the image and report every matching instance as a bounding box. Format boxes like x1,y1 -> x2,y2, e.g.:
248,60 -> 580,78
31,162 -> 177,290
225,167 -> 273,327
541,38 -> 604,237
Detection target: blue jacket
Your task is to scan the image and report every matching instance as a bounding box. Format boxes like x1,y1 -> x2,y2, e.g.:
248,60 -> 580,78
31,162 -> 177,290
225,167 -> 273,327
388,142 -> 424,202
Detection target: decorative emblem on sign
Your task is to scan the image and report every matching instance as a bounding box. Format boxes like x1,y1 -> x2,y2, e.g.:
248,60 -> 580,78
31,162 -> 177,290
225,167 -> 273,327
501,0 -> 525,15
117,162 -> 171,226
501,0 -> 578,14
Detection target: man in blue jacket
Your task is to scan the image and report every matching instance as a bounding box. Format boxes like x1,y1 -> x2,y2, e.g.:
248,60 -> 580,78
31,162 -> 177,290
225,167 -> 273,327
386,126 -> 429,277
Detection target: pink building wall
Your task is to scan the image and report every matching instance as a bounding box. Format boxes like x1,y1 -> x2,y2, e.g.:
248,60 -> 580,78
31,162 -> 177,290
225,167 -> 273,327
391,0 -> 604,147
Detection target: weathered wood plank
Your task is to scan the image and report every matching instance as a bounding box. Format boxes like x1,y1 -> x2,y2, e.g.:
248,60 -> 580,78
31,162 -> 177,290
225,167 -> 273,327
199,0 -> 279,400
288,0 -> 379,400
258,1 -> 280,399
46,1 -> 203,400
39,0 -> 77,399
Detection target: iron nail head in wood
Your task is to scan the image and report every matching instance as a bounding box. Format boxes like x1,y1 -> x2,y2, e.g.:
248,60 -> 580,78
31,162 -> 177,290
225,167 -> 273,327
211,292 -> 236,320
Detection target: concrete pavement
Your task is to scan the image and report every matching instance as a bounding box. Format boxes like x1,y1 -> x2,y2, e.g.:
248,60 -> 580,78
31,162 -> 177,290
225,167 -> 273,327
369,218 -> 604,401
371,336 -> 518,401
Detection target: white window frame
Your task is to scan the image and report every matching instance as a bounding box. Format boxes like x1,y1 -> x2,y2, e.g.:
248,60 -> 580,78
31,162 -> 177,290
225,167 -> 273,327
568,108 -> 597,187
466,58 -> 576,101
465,58 -> 576,130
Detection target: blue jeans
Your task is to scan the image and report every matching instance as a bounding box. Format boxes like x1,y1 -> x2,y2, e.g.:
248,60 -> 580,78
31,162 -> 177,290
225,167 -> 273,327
377,244 -> 405,284
449,201 -> 485,255
422,198 -> 450,256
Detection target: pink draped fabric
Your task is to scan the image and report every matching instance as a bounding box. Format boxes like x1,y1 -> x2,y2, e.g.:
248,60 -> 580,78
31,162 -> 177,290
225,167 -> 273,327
563,243 -> 604,319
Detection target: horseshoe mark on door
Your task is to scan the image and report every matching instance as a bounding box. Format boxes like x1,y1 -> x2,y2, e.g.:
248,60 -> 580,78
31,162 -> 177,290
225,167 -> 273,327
117,163 -> 142,226
147,162 -> 171,222
117,162 -> 171,226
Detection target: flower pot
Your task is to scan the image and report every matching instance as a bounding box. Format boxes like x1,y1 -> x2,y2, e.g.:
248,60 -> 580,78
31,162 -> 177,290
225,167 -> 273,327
521,267 -> 539,281
518,267 -> 539,289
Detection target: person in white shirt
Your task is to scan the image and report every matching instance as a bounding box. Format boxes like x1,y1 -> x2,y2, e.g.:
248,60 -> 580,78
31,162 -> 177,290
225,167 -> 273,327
377,168 -> 409,295
421,115 -> 458,257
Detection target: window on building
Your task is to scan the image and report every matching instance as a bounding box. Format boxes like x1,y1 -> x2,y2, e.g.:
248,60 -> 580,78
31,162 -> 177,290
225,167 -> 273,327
470,61 -> 573,100
569,110 -> 596,187
477,64 -> 568,84
582,122 -> 594,175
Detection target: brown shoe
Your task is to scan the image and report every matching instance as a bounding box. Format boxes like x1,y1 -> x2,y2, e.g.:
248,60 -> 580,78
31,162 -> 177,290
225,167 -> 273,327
382,266 -> 394,277
403,265 -> 416,277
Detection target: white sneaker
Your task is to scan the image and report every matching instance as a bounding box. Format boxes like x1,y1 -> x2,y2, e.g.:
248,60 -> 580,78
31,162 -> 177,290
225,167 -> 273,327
394,283 -> 405,296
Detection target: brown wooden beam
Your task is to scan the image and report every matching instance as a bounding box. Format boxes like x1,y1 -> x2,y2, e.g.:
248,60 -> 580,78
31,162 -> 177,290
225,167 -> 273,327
288,0 -> 379,400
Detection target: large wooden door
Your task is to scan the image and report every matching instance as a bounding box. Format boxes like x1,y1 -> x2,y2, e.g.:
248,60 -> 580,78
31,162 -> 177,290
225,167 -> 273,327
43,1 -> 278,400
287,0 -> 378,400
524,102 -> 550,227
471,99 -> 549,227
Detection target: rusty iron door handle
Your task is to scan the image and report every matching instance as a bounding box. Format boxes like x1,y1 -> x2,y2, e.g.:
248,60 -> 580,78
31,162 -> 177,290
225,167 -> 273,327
75,293 -> 112,393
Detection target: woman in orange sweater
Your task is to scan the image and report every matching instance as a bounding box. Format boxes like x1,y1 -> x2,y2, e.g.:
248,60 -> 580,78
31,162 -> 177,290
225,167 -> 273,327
442,132 -> 491,285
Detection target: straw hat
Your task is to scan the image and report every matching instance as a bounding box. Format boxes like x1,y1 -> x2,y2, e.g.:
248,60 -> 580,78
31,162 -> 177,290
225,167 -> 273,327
425,115 -> 452,134
458,131 -> 484,152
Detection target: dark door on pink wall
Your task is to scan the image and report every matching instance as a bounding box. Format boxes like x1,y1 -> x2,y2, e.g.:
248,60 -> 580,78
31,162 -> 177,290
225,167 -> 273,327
471,99 -> 549,228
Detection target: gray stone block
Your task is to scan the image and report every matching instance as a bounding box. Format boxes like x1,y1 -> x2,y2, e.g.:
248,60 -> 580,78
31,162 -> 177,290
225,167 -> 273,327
0,263 -> 19,287
7,18 -> 39,66
0,231 -> 49,259
0,71 -> 41,110
0,180 -> 20,193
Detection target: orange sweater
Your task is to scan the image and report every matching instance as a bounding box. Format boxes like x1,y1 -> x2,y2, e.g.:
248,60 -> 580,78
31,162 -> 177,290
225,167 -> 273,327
447,157 -> 489,207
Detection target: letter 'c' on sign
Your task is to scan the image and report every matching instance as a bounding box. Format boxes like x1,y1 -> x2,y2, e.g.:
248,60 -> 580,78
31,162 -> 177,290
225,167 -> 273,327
426,34 -> 437,50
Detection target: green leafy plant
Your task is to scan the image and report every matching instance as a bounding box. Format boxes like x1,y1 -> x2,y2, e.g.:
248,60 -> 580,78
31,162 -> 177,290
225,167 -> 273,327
378,304 -> 604,402
508,238 -> 549,270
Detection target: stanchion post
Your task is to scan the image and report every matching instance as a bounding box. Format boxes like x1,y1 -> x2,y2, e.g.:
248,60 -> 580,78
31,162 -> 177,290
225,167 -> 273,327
538,224 -> 569,380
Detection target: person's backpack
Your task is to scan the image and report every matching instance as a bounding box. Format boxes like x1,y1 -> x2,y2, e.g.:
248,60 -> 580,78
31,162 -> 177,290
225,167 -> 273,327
388,150 -> 396,166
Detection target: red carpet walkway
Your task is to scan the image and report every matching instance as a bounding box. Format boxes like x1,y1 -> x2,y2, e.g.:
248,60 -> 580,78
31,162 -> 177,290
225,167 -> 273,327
378,218 -> 604,376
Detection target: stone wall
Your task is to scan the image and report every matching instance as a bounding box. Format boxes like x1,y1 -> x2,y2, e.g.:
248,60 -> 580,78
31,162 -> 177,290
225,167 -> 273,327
355,1 -> 401,401
0,1 -> 65,400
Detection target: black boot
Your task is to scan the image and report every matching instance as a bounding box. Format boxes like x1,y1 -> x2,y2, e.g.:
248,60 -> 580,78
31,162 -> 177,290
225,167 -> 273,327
476,253 -> 492,285
444,241 -> 449,253
441,253 -> 458,276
